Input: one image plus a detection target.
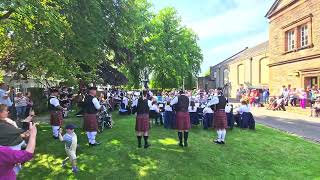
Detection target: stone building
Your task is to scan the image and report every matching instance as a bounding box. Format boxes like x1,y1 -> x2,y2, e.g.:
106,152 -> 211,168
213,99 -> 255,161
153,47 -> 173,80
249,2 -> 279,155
266,0 -> 320,95
210,42 -> 269,98
197,76 -> 215,91
228,42 -> 269,98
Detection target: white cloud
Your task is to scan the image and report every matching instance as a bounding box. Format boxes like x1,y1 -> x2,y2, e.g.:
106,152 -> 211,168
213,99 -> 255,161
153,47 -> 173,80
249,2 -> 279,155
187,0 -> 271,39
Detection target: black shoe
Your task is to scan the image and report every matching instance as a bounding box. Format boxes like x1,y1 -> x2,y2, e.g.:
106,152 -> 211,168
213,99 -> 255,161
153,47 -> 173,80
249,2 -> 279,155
178,142 -> 183,147
89,142 -> 101,146
138,144 -> 142,148
184,141 -> 188,147
221,141 -> 225,144
53,136 -> 59,140
214,140 -> 221,144
144,144 -> 151,149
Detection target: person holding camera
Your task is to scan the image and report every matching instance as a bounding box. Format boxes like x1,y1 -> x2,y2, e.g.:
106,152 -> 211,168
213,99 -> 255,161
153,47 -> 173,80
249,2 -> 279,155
0,122 -> 37,180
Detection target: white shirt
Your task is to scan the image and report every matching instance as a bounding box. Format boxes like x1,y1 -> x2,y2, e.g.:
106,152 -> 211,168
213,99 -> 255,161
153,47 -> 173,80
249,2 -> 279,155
225,104 -> 232,113
50,96 -> 60,107
207,96 -> 219,106
170,96 -> 178,106
0,89 -> 12,106
92,97 -> 101,110
164,105 -> 172,111
132,98 -> 138,107
122,97 -> 128,107
188,106 -> 197,112
236,105 -> 250,114
150,104 -> 159,113
203,107 -> 213,114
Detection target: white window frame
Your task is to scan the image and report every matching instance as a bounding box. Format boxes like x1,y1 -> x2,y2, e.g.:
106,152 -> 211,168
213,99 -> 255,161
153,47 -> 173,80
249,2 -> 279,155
287,30 -> 295,51
300,24 -> 308,47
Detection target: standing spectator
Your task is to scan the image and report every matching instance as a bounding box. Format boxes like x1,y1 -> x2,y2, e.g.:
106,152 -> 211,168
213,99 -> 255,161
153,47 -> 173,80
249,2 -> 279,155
282,88 -> 289,106
25,92 -> 33,118
0,83 -> 13,118
289,88 -> 298,107
262,88 -> 270,104
8,87 -> 16,107
236,89 -> 241,102
0,122 -> 37,180
14,93 -> 28,120
299,89 -> 307,109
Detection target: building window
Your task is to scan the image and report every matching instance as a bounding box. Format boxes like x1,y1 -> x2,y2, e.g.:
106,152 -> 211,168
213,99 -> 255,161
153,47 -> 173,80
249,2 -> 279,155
213,72 -> 217,79
259,58 -> 269,84
223,69 -> 229,85
286,30 -> 295,51
300,24 -> 308,47
237,64 -> 244,85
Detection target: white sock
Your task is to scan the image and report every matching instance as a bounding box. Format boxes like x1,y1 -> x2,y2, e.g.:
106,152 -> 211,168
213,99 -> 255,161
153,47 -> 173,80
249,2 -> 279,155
216,130 -> 221,142
221,129 -> 226,141
52,126 -> 60,137
86,132 -> 92,144
91,131 -> 97,144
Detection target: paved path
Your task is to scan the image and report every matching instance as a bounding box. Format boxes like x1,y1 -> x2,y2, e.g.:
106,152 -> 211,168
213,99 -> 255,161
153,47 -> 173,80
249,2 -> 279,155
251,107 -> 320,143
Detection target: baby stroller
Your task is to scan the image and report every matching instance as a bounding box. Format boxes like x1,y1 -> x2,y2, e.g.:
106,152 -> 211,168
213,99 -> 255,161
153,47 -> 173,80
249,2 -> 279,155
98,105 -> 113,132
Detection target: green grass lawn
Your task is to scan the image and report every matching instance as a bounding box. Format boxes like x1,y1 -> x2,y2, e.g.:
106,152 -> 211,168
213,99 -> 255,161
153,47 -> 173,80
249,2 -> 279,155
18,112 -> 320,180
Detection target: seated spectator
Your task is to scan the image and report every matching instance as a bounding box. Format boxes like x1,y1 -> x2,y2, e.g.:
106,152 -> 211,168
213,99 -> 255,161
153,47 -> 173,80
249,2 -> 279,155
149,101 -> 162,125
267,97 -> 277,110
0,104 -> 34,150
235,100 -> 250,127
188,101 -> 199,125
311,98 -> 320,117
0,122 -> 37,180
119,96 -> 129,115
273,96 -> 286,111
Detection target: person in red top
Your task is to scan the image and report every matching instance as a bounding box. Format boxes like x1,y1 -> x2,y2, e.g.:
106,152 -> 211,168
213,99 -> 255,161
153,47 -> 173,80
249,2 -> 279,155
0,123 -> 37,180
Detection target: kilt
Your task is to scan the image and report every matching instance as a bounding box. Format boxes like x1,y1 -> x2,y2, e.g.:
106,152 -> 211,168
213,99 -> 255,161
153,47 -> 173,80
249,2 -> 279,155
135,113 -> 149,132
176,111 -> 191,130
84,113 -> 98,132
50,111 -> 63,126
213,110 -> 227,129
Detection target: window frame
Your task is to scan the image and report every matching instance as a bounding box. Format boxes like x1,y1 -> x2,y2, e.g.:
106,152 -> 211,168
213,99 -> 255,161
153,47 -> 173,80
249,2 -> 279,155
286,29 -> 295,51
300,24 -> 308,48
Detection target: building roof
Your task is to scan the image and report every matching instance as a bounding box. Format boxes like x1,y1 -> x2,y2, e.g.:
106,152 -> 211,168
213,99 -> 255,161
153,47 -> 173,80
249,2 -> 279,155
265,0 -> 299,18
238,41 -> 269,59
211,41 -> 269,69
210,47 -> 248,68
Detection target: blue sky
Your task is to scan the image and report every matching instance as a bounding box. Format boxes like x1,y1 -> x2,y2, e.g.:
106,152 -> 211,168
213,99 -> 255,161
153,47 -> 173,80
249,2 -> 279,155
150,0 -> 275,74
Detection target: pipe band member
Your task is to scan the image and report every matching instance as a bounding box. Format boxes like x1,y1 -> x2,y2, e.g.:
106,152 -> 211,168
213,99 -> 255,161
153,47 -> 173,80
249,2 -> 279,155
213,88 -> 228,144
135,90 -> 152,148
48,88 -> 65,139
83,87 -> 101,146
171,90 -> 190,147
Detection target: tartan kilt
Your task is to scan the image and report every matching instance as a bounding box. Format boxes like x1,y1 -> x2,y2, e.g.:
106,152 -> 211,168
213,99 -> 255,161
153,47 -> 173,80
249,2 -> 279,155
176,111 -> 191,130
214,110 -> 227,129
84,113 -> 98,132
50,111 -> 63,126
135,113 -> 150,132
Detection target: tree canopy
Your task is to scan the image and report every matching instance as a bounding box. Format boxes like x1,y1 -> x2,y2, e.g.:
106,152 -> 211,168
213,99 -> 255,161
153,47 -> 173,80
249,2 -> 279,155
0,0 -> 203,88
